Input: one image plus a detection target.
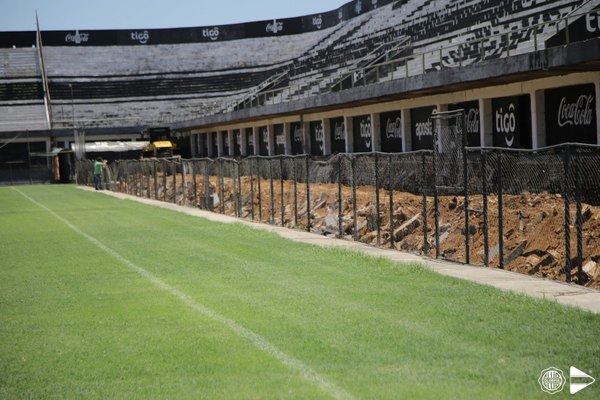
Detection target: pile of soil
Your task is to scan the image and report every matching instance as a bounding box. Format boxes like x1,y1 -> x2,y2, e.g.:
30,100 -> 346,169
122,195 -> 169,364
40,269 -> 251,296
134,173 -> 600,289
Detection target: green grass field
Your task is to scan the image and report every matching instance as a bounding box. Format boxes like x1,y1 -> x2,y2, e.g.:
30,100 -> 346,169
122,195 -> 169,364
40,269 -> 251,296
1,185 -> 598,399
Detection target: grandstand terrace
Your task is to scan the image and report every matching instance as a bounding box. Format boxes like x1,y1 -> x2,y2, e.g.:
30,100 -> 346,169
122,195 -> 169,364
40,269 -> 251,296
1,0 -> 600,180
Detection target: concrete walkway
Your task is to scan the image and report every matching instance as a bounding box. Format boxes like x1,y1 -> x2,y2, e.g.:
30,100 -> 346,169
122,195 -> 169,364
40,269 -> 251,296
87,187 -> 600,314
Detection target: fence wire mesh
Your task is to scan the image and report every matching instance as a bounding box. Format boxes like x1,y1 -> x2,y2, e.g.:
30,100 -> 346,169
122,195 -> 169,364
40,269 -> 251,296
79,143 -> 600,287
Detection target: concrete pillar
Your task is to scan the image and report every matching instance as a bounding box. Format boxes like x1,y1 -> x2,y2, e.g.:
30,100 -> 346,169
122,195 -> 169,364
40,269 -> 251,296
284,122 -> 292,155
227,130 -> 234,157
207,132 -> 214,158
345,116 -> 353,153
252,127 -> 260,156
302,121 -> 310,154
240,128 -> 247,156
371,112 -> 381,152
531,90 -> 546,149
480,98 -> 493,147
401,109 -> 411,152
267,125 -> 275,156
322,118 -> 332,156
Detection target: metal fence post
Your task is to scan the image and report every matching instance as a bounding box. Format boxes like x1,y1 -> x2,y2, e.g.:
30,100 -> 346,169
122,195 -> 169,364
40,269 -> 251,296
219,159 -> 225,214
389,154 -> 394,249
192,161 -> 197,207
172,161 -> 177,204
482,150 -> 489,267
293,158 -> 298,227
280,157 -> 285,225
146,161 -> 151,199
375,152 -> 381,247
575,148 -> 583,284
563,147 -> 572,284
421,152 -> 428,254
204,161 -> 210,211
250,159 -> 255,220
306,155 -> 311,231
352,156 -> 358,242
237,161 -> 242,217
338,155 -> 343,238
269,159 -> 275,225
153,160 -> 158,200
498,152 -> 504,269
257,158 -> 262,221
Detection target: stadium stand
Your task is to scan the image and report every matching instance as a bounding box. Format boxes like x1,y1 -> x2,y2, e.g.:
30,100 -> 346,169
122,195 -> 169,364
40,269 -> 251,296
0,0 -> 598,134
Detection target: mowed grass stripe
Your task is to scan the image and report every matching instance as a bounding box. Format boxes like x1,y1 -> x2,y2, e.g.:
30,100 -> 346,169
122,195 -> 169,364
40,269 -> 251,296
11,186 -> 354,400
1,185 -> 599,399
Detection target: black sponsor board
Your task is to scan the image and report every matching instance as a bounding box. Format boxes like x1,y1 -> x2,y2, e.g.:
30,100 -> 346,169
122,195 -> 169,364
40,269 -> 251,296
274,124 -> 286,155
233,129 -> 242,156
258,126 -> 269,156
220,131 -> 230,156
411,106 -> 436,150
492,95 -> 532,149
245,128 -> 255,155
545,84 -> 597,145
448,101 -> 481,147
310,121 -> 324,156
1,1 -> 400,48
353,115 -> 372,153
290,122 -> 304,155
210,132 -> 219,157
379,111 -> 403,152
546,8 -> 600,47
197,134 -> 208,157
330,117 -> 346,153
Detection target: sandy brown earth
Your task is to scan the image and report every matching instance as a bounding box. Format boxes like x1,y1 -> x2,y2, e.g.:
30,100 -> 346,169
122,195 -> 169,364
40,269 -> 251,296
126,173 -> 600,289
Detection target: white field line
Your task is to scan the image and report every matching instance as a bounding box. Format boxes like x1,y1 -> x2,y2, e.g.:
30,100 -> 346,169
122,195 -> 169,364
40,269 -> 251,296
14,187 -> 355,400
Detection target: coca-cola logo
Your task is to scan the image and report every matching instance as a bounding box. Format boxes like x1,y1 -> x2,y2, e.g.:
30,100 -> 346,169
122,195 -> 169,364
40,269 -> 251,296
415,120 -> 433,140
266,20 -> 283,34
314,124 -> 324,151
313,15 -> 323,29
131,31 -> 150,44
334,121 -> 345,141
65,30 -> 89,44
465,108 -> 480,135
558,95 -> 594,127
202,27 -> 220,41
385,117 -> 402,139
495,103 -> 516,147
585,11 -> 600,33
360,117 -> 371,149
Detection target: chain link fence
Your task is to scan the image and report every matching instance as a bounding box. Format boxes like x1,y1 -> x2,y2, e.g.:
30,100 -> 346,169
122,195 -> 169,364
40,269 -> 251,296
78,143 -> 600,287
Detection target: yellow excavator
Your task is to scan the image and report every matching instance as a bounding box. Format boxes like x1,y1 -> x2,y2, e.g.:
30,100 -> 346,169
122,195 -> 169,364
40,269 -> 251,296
141,127 -> 179,159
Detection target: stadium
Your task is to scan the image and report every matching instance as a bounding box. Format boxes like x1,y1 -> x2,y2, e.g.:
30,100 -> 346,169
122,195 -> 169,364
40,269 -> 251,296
1,0 -> 600,398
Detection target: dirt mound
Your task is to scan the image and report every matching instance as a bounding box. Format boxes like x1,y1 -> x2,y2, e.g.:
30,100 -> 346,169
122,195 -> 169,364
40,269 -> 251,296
137,174 -> 600,289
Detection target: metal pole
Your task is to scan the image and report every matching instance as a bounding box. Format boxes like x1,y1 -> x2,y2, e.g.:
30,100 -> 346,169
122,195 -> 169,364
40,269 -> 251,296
172,161 -> 177,204
257,158 -> 262,221
338,155 -> 343,238
498,152 -> 504,269
280,157 -> 285,225
192,161 -> 197,207
306,155 -> 311,231
575,149 -> 583,284
237,161 -> 242,218
375,153 -> 381,247
153,160 -> 158,200
389,154 -> 394,249
269,159 -> 275,225
250,159 -> 255,219
563,147 -> 572,284
293,158 -> 298,227
421,152 -> 428,254
219,159 -> 225,214
352,156 -> 358,241
482,150 -> 489,267
462,117 -> 470,265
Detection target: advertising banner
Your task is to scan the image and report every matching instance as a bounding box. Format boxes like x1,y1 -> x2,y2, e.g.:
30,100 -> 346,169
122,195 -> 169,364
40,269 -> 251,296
290,122 -> 304,155
211,132 -> 218,157
353,114 -> 372,153
545,84 -> 597,145
258,126 -> 269,156
330,117 -> 346,153
448,101 -> 481,147
492,95 -> 532,149
379,110 -> 403,152
410,106 -> 436,150
245,128 -> 255,156
274,124 -> 285,155
233,129 -> 241,156
310,121 -> 324,156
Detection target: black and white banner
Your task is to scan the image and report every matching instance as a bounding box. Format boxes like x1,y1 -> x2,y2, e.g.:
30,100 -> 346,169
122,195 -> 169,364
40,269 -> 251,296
545,84 -> 597,145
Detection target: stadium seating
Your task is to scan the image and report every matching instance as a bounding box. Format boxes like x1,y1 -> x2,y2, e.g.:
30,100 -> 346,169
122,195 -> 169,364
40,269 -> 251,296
0,0 -> 595,131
